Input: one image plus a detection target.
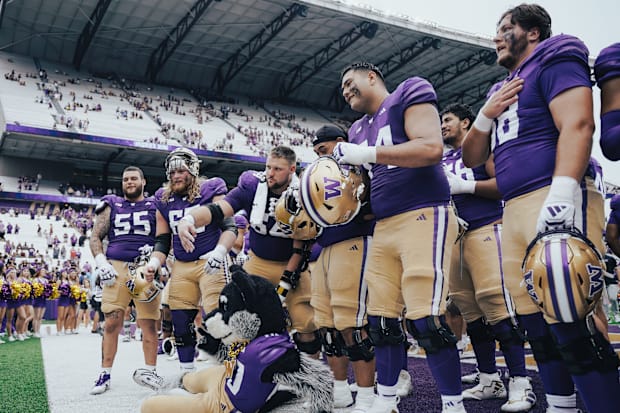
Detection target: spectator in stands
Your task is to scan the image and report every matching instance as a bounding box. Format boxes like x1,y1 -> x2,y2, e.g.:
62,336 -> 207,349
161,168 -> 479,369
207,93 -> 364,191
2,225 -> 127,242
0,220 -> 5,240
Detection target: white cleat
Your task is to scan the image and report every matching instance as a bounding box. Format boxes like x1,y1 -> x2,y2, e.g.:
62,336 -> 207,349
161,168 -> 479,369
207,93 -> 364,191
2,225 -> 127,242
461,369 -> 480,384
90,372 -> 111,395
501,376 -> 536,412
350,393 -> 376,413
132,368 -> 164,391
443,400 -> 467,412
396,369 -> 413,397
463,372 -> 507,400
365,396 -> 399,413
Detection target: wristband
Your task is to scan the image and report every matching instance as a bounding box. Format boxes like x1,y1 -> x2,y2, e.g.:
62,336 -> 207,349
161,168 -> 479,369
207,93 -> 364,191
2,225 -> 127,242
473,112 -> 493,133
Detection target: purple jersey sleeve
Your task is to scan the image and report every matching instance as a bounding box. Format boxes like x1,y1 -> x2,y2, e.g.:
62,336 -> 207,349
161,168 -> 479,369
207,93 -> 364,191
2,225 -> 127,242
442,148 -> 502,230
594,43 -> 620,86
347,77 -> 450,220
490,35 -> 591,201
100,195 -> 157,262
155,179 -> 228,261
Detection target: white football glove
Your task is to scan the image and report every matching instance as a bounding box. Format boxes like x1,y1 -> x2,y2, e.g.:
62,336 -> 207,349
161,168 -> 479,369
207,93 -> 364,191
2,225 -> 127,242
536,176 -> 579,233
95,253 -> 117,287
332,142 -> 377,165
144,256 -> 162,283
200,244 -> 227,275
444,170 -> 476,195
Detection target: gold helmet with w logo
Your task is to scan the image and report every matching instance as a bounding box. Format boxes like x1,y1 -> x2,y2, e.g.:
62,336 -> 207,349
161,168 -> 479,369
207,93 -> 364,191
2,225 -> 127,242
299,156 -> 365,227
126,245 -> 164,303
274,188 -> 322,240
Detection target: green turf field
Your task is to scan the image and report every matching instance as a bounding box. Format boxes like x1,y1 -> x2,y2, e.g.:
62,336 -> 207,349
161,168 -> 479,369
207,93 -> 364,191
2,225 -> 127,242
0,337 -> 49,413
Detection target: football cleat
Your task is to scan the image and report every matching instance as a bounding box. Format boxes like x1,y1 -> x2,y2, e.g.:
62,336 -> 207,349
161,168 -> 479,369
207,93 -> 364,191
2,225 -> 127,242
461,369 -> 480,384
442,400 -> 467,413
132,368 -> 164,391
365,396 -> 400,413
501,376 -> 536,412
90,372 -> 111,395
350,393 -> 376,413
463,372 -> 507,400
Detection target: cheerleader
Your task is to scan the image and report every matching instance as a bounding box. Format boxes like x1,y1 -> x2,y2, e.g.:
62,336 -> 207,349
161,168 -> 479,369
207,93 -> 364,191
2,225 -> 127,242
0,270 -> 8,344
5,267 -> 27,341
31,268 -> 49,338
19,267 -> 34,338
56,270 -> 71,335
67,269 -> 80,334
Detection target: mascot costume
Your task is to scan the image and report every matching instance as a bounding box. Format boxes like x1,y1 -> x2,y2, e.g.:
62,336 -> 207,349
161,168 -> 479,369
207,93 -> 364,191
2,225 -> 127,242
140,266 -> 334,413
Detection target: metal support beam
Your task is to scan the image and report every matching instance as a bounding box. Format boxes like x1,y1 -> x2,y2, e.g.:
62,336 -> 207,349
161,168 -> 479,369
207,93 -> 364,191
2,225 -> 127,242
328,36 -> 439,112
146,0 -> 216,82
280,21 -> 378,98
0,0 -> 7,31
102,148 -> 124,191
427,50 -> 496,92
211,3 -> 306,94
73,0 -> 112,70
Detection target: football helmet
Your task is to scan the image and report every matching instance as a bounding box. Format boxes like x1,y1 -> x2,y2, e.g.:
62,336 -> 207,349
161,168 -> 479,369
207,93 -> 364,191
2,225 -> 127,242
126,245 -> 164,303
299,156 -> 365,227
275,189 -> 322,240
522,229 -> 605,323
165,147 -> 201,178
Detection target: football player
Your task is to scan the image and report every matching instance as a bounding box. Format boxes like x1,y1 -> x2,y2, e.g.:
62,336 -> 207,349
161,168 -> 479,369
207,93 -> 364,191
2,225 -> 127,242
594,43 -> 620,161
89,166 -> 161,395
142,147 -> 238,374
462,4 -> 620,412
308,125 -> 378,411
332,63 -> 463,413
442,103 -> 534,411
176,146 -> 320,356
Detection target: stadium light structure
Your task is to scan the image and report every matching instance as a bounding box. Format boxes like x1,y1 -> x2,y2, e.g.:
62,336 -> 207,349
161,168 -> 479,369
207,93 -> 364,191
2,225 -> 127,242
426,49 -> 497,92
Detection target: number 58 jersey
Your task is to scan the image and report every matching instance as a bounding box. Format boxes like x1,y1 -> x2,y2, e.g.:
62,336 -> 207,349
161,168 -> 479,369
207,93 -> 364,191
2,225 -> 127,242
96,195 -> 157,262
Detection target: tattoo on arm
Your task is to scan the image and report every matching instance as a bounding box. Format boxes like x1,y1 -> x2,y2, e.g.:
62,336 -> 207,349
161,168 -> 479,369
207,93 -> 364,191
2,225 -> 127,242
90,206 -> 111,256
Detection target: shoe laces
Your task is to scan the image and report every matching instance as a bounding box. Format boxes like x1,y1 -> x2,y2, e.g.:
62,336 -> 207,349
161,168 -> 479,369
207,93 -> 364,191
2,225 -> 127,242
95,373 -> 110,386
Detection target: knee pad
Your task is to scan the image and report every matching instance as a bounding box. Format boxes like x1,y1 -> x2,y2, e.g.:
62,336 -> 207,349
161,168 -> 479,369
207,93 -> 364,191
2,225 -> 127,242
493,318 -> 526,350
368,315 -> 406,346
466,318 -> 495,346
162,337 -> 175,355
320,328 -> 346,358
294,331 -> 322,355
527,333 -> 563,363
406,316 -> 457,355
171,309 -> 198,348
344,327 -> 375,362
556,320 -> 620,375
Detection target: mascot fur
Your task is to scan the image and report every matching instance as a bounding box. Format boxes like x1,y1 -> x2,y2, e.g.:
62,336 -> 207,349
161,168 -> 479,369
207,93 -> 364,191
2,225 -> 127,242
140,266 -> 333,413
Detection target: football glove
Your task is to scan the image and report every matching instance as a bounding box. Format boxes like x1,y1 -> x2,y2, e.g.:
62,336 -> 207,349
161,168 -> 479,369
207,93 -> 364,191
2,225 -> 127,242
333,142 -> 377,165
536,176 -> 579,233
95,253 -> 117,287
200,244 -> 227,275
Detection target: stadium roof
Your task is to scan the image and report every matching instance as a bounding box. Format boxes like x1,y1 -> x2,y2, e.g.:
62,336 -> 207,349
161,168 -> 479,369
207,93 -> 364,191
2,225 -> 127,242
0,0 -> 507,112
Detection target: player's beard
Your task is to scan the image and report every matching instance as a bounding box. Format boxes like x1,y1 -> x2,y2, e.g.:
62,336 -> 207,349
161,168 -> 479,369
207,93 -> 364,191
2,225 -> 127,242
499,31 -> 528,71
123,185 -> 143,201
268,177 -> 290,194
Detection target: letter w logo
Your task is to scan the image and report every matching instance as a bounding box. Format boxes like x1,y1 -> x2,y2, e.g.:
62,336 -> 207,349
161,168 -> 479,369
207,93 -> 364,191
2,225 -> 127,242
323,177 -> 342,200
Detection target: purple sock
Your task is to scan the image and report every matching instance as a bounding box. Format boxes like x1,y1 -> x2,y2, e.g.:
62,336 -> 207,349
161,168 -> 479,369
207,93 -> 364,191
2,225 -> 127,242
171,309 -> 198,363
412,317 -> 462,395
519,313 -> 574,395
368,316 -> 402,386
402,341 -> 409,371
550,321 -> 620,413
491,318 -> 527,377
466,318 -> 497,374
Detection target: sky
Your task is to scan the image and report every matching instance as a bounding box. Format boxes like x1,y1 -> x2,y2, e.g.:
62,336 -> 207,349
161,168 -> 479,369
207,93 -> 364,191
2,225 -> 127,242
351,0 -> 620,185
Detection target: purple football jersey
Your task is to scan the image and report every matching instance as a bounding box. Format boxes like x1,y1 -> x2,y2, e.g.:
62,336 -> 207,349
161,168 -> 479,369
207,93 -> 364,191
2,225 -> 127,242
225,171 -> 294,262
154,178 -> 227,261
225,333 -> 295,412
442,148 -> 502,230
594,43 -> 620,86
96,195 -> 156,262
347,77 -> 450,219
488,35 -> 591,201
